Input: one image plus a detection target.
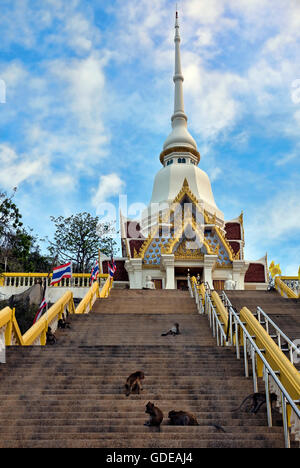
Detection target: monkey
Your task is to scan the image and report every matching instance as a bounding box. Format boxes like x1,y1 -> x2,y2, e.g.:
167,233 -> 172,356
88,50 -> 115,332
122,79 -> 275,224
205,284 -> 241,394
161,323 -> 180,336
231,392 -> 277,414
144,401 -> 164,427
168,410 -> 226,432
125,371 -> 145,397
58,314 -> 71,329
168,410 -> 198,426
46,326 -> 57,345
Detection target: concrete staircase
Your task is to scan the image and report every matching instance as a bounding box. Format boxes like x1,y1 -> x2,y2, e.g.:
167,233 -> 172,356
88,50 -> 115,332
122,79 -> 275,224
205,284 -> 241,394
226,290 -> 300,371
0,289 -> 293,448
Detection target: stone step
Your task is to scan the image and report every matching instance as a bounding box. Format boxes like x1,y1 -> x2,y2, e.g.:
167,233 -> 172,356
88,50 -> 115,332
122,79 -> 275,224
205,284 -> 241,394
0,438 -> 287,449
0,288 -> 296,449
0,419 -> 283,430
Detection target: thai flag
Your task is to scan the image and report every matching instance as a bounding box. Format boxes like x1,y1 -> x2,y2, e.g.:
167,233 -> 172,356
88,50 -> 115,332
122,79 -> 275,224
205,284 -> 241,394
50,262 -> 72,286
90,261 -> 99,284
33,298 -> 47,324
108,258 -> 117,277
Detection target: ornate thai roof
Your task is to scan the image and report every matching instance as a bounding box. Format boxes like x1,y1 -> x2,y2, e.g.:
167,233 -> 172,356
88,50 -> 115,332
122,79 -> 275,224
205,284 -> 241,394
131,178 -> 239,265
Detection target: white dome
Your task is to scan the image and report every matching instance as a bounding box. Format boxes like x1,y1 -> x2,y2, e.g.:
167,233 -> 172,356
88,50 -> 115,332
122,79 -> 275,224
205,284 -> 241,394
149,163 -> 224,221
163,116 -> 197,151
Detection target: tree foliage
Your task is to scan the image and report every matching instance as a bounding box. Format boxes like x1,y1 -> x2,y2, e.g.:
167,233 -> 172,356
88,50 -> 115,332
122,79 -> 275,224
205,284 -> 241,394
48,212 -> 118,273
0,189 -> 51,273
0,188 -> 23,248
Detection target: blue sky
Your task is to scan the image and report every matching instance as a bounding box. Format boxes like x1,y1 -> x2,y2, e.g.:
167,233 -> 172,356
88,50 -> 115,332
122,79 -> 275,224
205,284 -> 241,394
0,0 -> 299,274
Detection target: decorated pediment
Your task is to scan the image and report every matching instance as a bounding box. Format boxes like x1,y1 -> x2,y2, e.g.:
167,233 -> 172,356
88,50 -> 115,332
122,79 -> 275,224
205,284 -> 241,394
173,238 -> 205,260
132,178 -> 240,264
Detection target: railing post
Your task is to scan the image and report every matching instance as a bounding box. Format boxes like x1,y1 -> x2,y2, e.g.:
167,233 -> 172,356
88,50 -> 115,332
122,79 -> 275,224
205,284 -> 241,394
235,316 -> 240,359
243,331 -> 249,378
251,347 -> 258,393
41,325 -> 47,346
264,366 -> 273,428
4,309 -> 13,346
281,393 -> 291,448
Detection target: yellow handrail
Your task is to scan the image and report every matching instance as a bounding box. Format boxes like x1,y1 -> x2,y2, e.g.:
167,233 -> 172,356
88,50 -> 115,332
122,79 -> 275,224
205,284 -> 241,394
75,277 -> 113,314
0,276 -> 113,346
240,306 -> 300,425
75,280 -> 99,314
198,283 -> 206,305
0,307 -> 24,345
22,291 -> 76,345
281,276 -> 299,280
0,272 -> 109,287
100,277 -> 113,298
275,276 -> 298,299
0,273 -> 109,278
211,290 -> 229,333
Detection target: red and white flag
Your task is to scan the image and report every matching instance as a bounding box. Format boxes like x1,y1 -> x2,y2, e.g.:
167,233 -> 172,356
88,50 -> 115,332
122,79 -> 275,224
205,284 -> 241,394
33,298 -> 47,324
50,262 -> 72,286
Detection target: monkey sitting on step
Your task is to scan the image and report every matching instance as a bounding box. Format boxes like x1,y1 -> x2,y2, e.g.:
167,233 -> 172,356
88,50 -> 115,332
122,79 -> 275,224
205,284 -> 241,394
161,323 -> 180,336
168,410 -> 226,432
125,371 -> 145,397
58,314 -> 71,329
46,326 -> 57,345
144,402 -> 164,427
231,392 -> 277,414
168,410 -> 198,426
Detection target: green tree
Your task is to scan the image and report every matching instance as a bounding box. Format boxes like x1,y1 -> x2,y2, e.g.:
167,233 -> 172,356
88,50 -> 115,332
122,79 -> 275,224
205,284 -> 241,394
0,188 -> 52,273
48,212 -> 118,273
0,188 -> 23,272
0,188 -> 23,239
9,229 -> 52,272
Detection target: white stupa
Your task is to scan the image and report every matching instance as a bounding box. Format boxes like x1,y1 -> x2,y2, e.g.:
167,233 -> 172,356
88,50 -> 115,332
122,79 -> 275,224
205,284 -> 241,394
141,11 -> 223,235
119,11 -> 268,292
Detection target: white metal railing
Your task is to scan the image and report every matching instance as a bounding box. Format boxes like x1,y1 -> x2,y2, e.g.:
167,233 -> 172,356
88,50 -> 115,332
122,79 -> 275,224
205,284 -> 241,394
187,275 -> 193,297
255,306 -> 300,366
221,290 -> 300,448
281,278 -> 300,295
188,276 -> 227,346
187,275 -> 300,448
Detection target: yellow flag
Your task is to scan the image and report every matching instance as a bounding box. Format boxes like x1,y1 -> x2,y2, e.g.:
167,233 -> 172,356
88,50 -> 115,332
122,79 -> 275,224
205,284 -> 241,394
273,264 -> 282,277
269,261 -> 276,277
270,262 -> 281,278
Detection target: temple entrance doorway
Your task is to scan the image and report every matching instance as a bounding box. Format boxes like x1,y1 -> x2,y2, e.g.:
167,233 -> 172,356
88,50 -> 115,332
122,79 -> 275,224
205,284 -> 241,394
175,266 -> 203,290
213,280 -> 225,291
153,279 -> 163,289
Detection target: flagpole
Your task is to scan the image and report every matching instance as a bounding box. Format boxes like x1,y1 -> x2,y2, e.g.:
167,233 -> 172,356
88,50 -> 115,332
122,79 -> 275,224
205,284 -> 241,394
98,249 -> 102,287
98,249 -> 102,274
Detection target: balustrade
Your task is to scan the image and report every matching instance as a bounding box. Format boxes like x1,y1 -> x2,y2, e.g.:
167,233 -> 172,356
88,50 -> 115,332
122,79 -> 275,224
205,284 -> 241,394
0,273 -> 108,289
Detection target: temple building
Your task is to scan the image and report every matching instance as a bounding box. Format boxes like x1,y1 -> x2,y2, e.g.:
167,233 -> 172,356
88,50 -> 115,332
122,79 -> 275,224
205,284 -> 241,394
106,12 -> 268,291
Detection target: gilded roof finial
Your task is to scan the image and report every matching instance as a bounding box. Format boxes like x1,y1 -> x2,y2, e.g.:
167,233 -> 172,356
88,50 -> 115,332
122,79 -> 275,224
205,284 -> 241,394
183,177 -> 189,188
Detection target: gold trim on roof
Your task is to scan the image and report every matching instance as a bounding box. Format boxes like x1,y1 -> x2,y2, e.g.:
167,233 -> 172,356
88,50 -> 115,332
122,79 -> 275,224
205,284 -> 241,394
132,179 -> 238,262
159,146 -> 200,165
161,216 -> 212,256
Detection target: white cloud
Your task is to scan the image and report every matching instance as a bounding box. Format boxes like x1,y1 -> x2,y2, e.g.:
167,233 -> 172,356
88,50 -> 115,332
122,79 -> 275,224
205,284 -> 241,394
245,189 -> 300,262
209,167 -> 222,182
275,152 -> 298,167
0,143 -> 44,189
92,173 -> 125,210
